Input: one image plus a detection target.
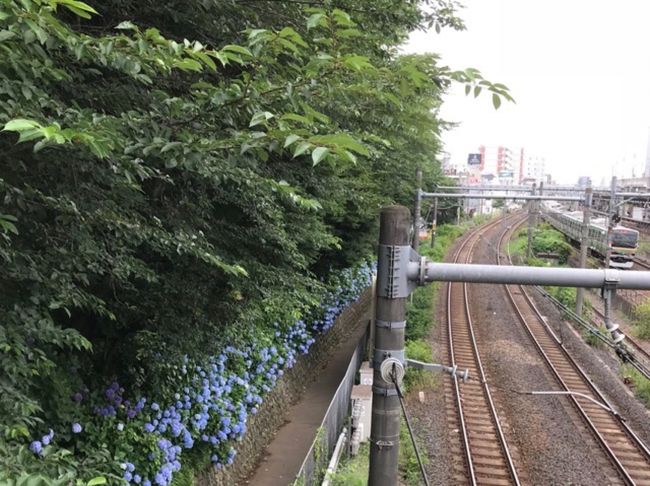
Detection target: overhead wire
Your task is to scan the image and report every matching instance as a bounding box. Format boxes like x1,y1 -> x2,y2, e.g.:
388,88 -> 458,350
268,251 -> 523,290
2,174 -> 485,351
391,366 -> 430,486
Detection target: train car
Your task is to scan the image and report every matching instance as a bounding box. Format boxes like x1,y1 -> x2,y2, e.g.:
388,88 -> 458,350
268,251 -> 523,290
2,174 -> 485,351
541,206 -> 639,269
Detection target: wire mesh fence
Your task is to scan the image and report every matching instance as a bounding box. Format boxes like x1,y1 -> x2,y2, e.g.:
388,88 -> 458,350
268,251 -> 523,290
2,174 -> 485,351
293,325 -> 369,485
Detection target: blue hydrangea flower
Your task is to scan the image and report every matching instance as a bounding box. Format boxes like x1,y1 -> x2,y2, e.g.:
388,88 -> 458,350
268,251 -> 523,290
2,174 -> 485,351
29,440 -> 42,455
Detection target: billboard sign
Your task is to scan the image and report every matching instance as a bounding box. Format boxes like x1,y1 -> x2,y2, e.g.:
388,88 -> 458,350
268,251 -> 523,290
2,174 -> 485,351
467,153 -> 482,165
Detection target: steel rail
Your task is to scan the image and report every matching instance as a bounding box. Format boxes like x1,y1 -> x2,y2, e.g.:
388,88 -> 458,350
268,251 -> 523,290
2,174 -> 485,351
447,216 -> 521,486
499,220 -> 650,485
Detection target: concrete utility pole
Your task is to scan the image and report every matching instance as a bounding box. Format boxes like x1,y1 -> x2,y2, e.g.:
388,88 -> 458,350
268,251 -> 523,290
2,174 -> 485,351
576,185 -> 593,316
369,206 -> 410,486
413,168 -> 422,252
526,183 -> 537,259
605,176 -> 617,268
430,197 -> 438,248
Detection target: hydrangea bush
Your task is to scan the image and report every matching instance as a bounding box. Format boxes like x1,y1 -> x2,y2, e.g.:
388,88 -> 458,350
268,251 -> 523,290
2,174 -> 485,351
23,262 -> 374,485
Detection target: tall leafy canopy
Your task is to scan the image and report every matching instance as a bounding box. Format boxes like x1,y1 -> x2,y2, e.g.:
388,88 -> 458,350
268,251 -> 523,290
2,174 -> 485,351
0,0 -> 512,480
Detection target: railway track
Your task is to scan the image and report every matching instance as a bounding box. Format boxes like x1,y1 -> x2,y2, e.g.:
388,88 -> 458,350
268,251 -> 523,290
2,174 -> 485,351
498,219 -> 650,485
633,257 -> 650,270
445,217 -> 521,486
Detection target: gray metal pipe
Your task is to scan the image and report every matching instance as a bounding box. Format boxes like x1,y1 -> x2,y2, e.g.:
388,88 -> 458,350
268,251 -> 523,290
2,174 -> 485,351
412,262 -> 650,289
421,192 -> 583,202
435,185 -> 594,193
595,191 -> 650,198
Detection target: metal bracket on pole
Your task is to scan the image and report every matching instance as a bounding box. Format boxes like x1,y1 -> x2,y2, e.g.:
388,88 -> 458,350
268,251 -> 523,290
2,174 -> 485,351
601,274 -> 626,344
375,319 -> 407,329
406,358 -> 470,382
376,244 -> 420,298
373,349 -> 406,369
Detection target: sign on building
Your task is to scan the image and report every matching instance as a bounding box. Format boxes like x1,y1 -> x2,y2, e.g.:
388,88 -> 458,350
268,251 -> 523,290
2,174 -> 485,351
467,153 -> 482,165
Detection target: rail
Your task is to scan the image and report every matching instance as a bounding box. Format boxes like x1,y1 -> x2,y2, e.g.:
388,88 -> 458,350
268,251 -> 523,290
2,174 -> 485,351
447,215 -> 521,485
498,218 -> 650,485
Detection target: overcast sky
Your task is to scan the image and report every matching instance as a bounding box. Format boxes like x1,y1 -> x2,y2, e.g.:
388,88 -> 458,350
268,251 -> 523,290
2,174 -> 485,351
404,0 -> 650,185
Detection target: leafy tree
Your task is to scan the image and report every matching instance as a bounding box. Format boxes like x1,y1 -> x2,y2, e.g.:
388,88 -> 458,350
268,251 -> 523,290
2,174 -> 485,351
0,0 -> 511,481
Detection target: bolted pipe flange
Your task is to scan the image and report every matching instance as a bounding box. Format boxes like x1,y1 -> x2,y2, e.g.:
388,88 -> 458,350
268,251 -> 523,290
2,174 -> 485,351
380,358 -> 405,385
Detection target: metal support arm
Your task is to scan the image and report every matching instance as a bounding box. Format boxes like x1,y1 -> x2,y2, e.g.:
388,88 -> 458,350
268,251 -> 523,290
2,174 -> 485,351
409,262 -> 650,290
406,358 -> 469,382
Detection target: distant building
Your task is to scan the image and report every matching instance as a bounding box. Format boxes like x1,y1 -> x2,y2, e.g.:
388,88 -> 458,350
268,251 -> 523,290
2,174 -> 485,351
645,127 -> 650,179
520,152 -> 545,185
477,145 -> 522,185
472,145 -> 546,185
577,176 -> 592,188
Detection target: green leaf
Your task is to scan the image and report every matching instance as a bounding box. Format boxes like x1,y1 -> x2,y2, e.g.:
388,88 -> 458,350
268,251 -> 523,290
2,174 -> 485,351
59,0 -> 98,15
191,51 -> 217,71
293,142 -> 311,158
344,150 -> 357,164
283,134 -> 301,148
249,111 -> 274,127
309,133 -> 369,155
221,44 -> 253,57
464,84 -> 471,96
3,119 -> 41,132
115,21 -> 137,30
62,4 -> 92,19
17,128 -> 44,143
0,214 -> 18,235
173,58 -> 203,72
473,86 -> 482,98
281,113 -> 311,125
311,147 -> 329,166
307,13 -> 326,30
86,477 -> 107,486
0,11 -> 10,21
0,30 -> 15,41
160,141 -> 181,153
278,27 -> 308,47
337,29 -> 362,38
332,9 -> 353,26
24,19 -> 48,44
492,93 -> 501,109
343,55 -> 373,72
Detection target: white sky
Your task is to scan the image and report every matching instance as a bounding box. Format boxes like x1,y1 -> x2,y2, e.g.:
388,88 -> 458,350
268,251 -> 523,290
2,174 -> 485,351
404,0 -> 650,184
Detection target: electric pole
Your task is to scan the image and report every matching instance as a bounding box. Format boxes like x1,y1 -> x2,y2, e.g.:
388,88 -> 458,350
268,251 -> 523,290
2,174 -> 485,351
413,168 -> 422,252
369,206 -> 410,486
526,182 -> 537,259
605,176 -> 617,268
576,184 -> 592,316
430,197 -> 438,248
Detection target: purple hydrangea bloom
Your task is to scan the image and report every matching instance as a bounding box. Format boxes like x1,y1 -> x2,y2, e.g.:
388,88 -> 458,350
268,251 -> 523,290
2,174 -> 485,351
29,440 -> 42,455
71,423 -> 82,434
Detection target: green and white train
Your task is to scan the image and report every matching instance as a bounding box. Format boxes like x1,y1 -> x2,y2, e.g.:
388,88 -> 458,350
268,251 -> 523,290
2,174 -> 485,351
542,206 -> 639,269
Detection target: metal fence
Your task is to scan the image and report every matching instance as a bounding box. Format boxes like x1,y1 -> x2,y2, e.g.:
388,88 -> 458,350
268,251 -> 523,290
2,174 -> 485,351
293,325 -> 369,485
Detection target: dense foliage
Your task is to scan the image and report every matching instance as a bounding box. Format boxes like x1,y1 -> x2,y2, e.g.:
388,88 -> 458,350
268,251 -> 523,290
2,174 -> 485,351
0,0 -> 512,483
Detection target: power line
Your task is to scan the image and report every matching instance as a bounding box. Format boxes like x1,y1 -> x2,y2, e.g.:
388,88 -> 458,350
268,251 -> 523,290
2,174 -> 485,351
391,366 -> 430,486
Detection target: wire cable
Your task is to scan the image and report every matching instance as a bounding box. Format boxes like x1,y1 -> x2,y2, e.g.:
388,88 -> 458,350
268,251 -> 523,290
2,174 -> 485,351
391,366 -> 430,486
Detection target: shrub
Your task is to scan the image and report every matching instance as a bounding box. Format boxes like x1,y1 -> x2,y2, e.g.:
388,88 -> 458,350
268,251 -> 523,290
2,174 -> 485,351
332,443 -> 369,486
622,366 -> 650,407
632,300 -> 650,339
403,340 -> 436,391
